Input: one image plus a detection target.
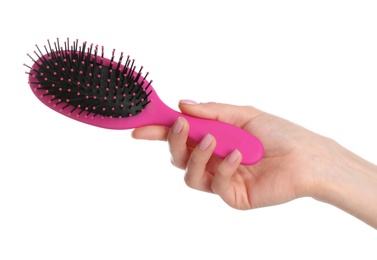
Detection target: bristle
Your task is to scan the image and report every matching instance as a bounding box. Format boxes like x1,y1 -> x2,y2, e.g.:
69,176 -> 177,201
27,38 -> 152,118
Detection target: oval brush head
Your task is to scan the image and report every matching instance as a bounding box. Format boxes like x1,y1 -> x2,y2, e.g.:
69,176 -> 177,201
25,38 -> 264,165
25,38 -> 150,119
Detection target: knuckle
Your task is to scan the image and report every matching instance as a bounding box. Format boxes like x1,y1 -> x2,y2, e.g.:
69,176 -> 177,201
188,153 -> 201,166
170,157 -> 187,170
183,170 -> 196,188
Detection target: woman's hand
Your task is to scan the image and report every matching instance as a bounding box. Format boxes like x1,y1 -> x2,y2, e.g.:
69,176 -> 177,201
132,100 -> 377,228
132,100 -> 322,209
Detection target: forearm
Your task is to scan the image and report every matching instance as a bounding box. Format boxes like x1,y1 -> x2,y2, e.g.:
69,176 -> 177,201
313,139 -> 377,229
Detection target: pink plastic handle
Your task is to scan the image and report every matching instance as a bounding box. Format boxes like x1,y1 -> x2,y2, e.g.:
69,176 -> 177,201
99,95 -> 265,165
143,102 -> 264,165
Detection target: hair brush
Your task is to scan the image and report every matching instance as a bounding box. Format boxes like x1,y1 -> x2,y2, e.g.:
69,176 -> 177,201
25,38 -> 264,165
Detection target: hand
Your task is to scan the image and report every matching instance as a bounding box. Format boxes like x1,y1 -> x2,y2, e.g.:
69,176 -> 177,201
132,100 -> 323,210
132,100 -> 377,228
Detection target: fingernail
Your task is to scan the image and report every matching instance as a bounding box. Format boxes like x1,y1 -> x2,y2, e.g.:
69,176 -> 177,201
199,134 -> 213,151
179,99 -> 198,105
172,117 -> 184,134
227,149 -> 241,164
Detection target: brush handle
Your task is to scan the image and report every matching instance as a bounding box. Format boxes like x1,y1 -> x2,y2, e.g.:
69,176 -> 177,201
153,105 -> 264,165
183,113 -> 263,165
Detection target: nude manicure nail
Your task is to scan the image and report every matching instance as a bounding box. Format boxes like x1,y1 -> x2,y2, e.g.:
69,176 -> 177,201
199,134 -> 213,151
172,117 -> 184,134
179,99 -> 198,105
227,149 -> 241,164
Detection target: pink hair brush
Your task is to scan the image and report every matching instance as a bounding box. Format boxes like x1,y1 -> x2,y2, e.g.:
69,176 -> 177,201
25,38 -> 264,165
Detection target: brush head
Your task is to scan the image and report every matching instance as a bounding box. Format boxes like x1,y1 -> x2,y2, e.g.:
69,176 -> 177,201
25,38 -> 152,119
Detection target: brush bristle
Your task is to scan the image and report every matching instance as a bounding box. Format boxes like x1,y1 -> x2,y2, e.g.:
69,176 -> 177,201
25,38 -> 152,118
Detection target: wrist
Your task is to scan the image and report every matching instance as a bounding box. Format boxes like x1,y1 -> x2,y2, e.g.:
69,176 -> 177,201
310,138 -> 377,228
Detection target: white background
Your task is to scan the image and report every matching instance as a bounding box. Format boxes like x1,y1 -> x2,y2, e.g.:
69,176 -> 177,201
1,0 -> 376,259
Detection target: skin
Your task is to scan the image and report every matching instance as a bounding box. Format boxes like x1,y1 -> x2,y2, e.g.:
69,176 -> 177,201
132,100 -> 377,229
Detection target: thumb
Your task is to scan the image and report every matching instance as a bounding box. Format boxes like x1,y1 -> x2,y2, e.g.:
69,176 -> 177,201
178,100 -> 264,127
